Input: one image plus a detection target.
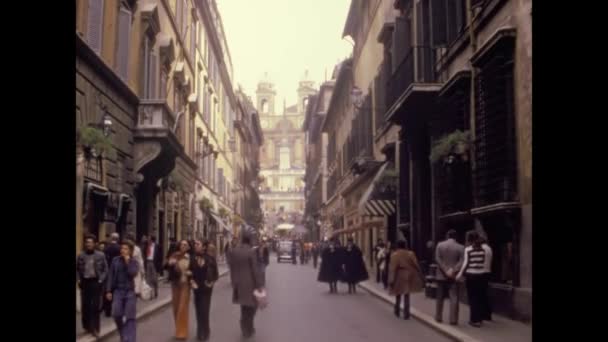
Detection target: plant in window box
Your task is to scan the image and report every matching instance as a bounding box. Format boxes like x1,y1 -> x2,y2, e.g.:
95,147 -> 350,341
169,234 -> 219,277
218,207 -> 229,219
430,130 -> 472,165
199,197 -> 212,213
79,126 -> 115,160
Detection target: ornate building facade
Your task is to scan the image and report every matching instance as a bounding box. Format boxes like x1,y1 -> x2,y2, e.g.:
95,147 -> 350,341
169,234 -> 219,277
257,73 -> 315,236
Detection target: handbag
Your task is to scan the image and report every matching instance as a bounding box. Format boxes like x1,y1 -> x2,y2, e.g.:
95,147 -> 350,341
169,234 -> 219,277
253,289 -> 268,309
140,280 -> 153,300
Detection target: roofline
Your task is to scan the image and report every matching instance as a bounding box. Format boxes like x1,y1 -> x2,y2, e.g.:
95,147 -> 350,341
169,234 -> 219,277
321,59 -> 353,133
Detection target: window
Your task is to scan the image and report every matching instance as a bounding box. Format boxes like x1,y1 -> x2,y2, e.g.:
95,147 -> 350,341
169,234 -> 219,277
142,35 -> 158,99
160,66 -> 168,99
261,99 -> 269,114
181,0 -> 188,39
86,0 -> 105,53
190,115 -> 195,157
116,3 -> 132,80
190,16 -> 197,62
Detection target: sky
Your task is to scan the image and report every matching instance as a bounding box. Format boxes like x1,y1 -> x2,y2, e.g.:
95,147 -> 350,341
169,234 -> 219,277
217,0 -> 353,109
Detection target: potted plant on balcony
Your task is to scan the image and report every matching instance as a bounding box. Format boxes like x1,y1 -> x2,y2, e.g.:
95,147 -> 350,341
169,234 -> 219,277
199,197 -> 212,214
430,130 -> 472,164
79,126 -> 115,160
218,207 -> 229,219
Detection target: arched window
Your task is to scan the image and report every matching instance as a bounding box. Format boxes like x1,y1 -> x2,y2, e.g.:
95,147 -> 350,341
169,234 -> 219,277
261,99 -> 269,114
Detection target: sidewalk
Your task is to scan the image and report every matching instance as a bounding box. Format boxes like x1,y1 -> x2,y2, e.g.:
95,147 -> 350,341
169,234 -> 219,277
76,265 -> 229,342
358,279 -> 531,342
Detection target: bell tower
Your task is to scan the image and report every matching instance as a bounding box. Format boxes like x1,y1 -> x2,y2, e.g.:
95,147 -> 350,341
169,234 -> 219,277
297,70 -> 316,114
256,72 -> 277,116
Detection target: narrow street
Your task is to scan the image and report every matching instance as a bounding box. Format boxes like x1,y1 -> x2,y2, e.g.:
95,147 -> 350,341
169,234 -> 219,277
102,257 -> 450,342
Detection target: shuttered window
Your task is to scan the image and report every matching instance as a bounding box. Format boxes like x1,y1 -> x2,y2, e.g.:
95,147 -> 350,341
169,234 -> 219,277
176,0 -> 183,35
116,6 -> 132,80
392,16 -> 411,72
182,0 -> 188,40
191,19 -> 197,62
142,37 -> 157,100
430,0 -> 447,46
86,0 -> 104,53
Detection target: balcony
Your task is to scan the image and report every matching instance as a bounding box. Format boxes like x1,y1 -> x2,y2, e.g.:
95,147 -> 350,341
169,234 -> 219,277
385,46 -> 442,125
134,100 -> 184,184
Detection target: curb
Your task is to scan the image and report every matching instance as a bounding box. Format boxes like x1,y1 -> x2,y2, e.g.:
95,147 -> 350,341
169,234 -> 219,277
357,282 -> 482,342
77,269 -> 229,342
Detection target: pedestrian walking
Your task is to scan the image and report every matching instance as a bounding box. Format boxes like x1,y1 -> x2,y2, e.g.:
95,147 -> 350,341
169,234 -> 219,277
126,233 -> 145,297
106,240 -> 139,342
165,240 -> 193,340
76,234 -> 108,338
434,229 -> 465,325
480,236 -> 493,321
144,235 -> 163,299
317,240 -> 343,293
291,242 -> 297,265
103,233 -> 121,317
228,234 -> 265,339
382,241 -> 394,289
190,240 -> 219,341
299,241 -> 306,265
456,231 -> 490,327
374,239 -> 386,283
388,239 -> 424,319
342,238 -> 369,294
312,243 -> 320,269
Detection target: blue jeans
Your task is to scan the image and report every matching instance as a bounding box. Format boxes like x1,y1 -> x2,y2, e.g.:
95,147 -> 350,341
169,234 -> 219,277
112,288 -> 137,342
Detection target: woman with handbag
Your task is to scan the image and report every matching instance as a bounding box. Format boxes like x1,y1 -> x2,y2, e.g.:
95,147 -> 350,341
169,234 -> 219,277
190,240 -> 219,341
165,240 -> 193,340
388,239 -> 424,319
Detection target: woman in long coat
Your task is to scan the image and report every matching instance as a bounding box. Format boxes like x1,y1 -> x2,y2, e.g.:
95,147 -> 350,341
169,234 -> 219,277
342,238 -> 369,294
317,240 -> 343,293
165,240 -> 193,340
388,239 -> 424,319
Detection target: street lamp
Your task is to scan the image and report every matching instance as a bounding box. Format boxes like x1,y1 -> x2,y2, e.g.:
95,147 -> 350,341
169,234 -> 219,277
102,111 -> 113,137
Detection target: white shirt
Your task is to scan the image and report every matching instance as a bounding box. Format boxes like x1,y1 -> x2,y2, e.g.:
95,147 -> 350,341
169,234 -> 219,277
146,242 -> 156,261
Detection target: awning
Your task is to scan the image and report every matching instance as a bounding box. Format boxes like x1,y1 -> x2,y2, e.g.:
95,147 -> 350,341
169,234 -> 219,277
358,162 -> 396,217
209,212 -> 230,233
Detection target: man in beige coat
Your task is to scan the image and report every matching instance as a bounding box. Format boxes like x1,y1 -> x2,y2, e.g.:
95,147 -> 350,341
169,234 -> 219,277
388,239 -> 424,319
229,234 -> 265,338
435,229 -> 465,325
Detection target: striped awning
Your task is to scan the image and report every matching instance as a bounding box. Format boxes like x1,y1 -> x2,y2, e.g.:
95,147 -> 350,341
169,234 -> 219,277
358,162 -> 396,217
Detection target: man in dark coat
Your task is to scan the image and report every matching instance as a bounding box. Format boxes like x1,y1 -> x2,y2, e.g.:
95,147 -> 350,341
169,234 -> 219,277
317,240 -> 343,293
312,243 -> 320,269
77,234 -> 108,337
342,238 -> 369,294
103,233 -> 121,317
229,234 -> 265,338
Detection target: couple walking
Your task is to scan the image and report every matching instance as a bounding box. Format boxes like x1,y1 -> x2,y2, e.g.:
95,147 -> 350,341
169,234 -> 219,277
435,229 -> 493,327
317,238 -> 369,294
77,234 -> 142,341
165,239 -> 219,341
